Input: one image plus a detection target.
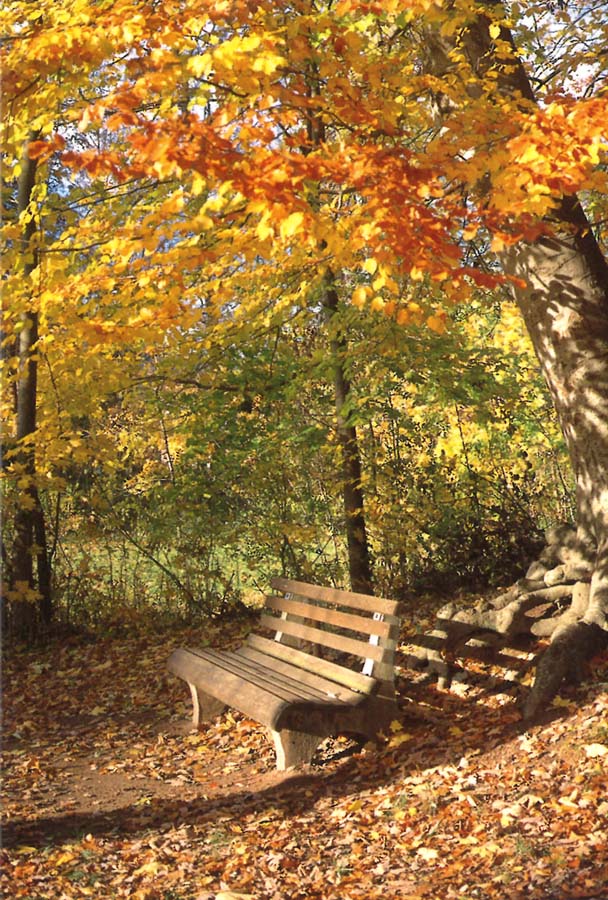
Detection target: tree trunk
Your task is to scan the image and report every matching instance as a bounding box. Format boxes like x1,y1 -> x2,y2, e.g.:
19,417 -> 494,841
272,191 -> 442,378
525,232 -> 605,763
426,2 -> 608,713
322,278 -> 374,595
501,211 -> 608,716
302,64 -> 374,596
7,142 -> 53,641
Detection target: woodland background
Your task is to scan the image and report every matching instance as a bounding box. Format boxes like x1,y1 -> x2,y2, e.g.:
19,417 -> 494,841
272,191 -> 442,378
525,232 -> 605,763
2,0 -> 589,637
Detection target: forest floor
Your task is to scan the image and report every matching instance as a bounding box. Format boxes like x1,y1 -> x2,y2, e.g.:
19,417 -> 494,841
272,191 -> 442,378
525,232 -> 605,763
2,601 -> 608,900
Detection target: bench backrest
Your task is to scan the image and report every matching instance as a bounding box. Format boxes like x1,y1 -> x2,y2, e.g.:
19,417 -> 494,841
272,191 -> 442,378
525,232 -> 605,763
247,577 -> 401,694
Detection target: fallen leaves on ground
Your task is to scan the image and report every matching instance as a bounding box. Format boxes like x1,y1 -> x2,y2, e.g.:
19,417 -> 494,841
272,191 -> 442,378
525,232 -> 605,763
2,613 -> 607,899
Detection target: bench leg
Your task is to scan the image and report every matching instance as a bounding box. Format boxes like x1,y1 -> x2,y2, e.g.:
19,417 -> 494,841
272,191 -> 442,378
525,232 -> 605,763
188,683 -> 226,728
270,729 -> 322,770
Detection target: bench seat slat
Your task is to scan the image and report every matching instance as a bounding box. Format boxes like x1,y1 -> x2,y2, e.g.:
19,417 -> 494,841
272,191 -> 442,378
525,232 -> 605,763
265,595 -> 392,638
271,577 -> 400,618
215,649 -> 349,702
181,648 -> 334,703
169,647 -> 290,728
236,645 -> 366,703
259,614 -> 387,662
245,634 -> 376,694
168,648 -> 365,731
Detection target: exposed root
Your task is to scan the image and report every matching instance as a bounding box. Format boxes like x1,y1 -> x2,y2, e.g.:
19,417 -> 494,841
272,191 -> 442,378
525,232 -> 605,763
523,621 -> 608,719
406,524 -> 608,714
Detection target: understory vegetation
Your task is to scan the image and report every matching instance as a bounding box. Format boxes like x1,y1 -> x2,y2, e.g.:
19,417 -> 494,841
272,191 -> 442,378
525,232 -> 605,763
4,296 -> 571,632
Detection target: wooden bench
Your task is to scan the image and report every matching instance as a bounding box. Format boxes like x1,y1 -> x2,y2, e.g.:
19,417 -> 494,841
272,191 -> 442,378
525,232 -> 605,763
167,577 -> 401,770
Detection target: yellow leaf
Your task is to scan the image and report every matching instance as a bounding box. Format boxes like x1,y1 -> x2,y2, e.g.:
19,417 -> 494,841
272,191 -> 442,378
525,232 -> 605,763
362,257 -> 378,275
191,173 -> 207,196
427,313 -> 447,334
551,696 -> 574,709
489,23 -> 501,39
280,211 -> 304,240
256,214 -> 274,242
517,145 -> 541,166
133,860 -> 161,877
252,51 -> 286,75
490,233 -> 507,252
351,285 -> 369,308
389,731 -> 413,747
188,54 -> 213,78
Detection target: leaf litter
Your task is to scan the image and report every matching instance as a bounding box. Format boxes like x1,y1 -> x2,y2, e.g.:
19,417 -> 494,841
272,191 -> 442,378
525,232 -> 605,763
2,614 -> 607,900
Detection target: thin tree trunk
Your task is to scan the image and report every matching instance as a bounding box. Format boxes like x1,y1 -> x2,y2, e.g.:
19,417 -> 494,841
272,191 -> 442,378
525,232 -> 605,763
322,277 -> 374,595
303,60 -> 374,595
8,141 -> 52,640
34,492 -> 53,626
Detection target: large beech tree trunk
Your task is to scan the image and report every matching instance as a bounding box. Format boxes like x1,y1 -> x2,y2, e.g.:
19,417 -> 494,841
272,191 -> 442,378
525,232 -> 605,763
502,210 -> 608,716
425,3 -> 608,714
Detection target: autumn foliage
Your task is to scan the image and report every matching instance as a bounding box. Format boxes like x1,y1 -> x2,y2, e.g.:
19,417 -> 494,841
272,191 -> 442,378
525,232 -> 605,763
1,2 -> 607,642
2,1 -> 608,896
3,0 -> 607,616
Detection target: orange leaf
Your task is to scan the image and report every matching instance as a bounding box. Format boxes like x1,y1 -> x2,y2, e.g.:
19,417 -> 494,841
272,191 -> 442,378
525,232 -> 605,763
28,135 -> 65,162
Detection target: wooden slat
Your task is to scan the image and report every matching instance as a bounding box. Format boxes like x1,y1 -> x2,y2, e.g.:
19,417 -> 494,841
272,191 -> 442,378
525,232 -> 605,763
265,595 -> 392,638
178,650 -> 339,705
201,649 -> 336,702
233,648 -> 341,701
169,648 -> 297,730
246,634 -> 376,694
271,577 -> 400,618
237,646 -> 364,703
176,648 -> 313,703
259,614 -> 386,662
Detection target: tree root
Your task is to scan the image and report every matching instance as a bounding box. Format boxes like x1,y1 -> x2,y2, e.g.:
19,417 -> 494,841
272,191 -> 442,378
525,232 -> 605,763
523,621 -> 608,719
406,524 -> 608,715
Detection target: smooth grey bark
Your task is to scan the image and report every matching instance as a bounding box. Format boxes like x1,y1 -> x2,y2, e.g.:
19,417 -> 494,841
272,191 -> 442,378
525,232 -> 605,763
424,2 -> 608,713
501,203 -> 608,716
